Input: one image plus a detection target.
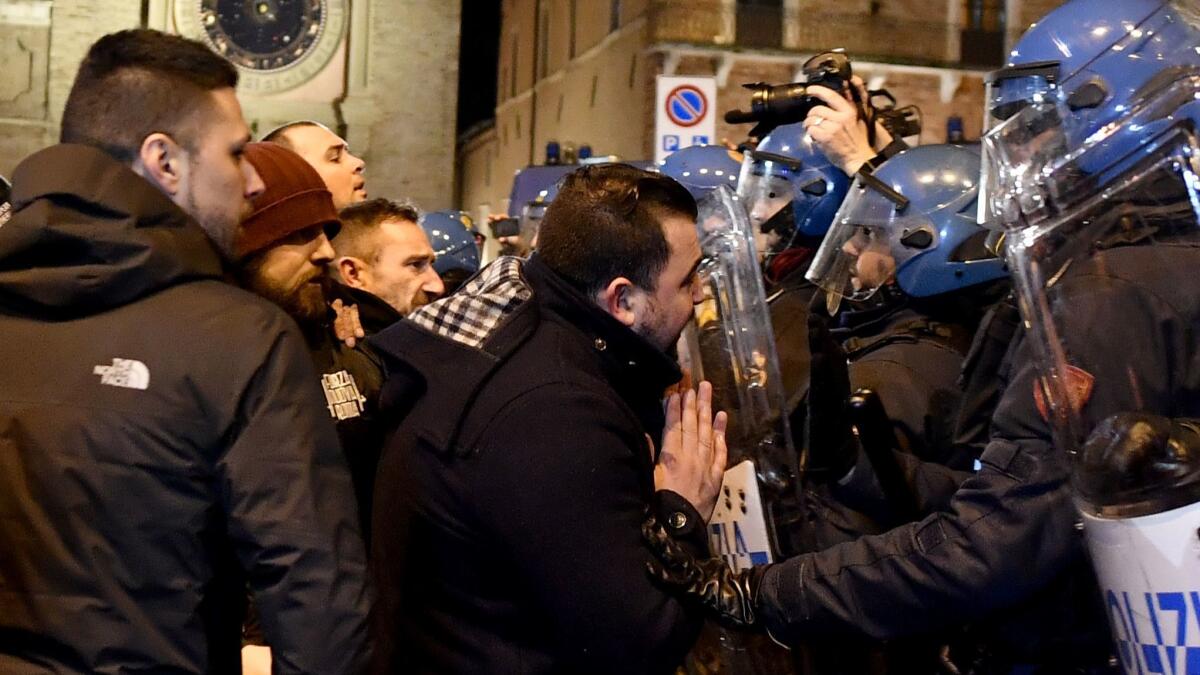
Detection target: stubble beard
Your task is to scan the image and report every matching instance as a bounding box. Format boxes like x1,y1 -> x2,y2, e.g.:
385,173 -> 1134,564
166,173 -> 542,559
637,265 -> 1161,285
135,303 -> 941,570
184,178 -> 246,264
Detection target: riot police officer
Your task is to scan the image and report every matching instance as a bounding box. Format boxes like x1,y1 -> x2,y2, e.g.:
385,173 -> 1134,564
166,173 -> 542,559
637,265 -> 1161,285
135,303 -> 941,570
806,143 -> 1008,472
736,121 -> 850,413
641,1 -> 1200,671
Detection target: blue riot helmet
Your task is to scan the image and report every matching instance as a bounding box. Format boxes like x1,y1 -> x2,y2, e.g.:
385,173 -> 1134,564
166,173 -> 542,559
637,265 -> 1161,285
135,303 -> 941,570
419,210 -> 481,294
807,144 -> 1006,309
980,0 -> 1200,229
737,121 -> 850,260
659,145 -> 742,200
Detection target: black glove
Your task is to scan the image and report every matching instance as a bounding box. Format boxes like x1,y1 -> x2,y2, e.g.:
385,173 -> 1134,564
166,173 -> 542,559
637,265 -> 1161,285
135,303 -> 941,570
1077,412 -> 1200,511
804,292 -> 858,480
642,514 -> 766,628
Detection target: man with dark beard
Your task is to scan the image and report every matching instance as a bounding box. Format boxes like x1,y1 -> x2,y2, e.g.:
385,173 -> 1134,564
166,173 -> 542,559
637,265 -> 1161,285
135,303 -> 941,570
370,164 -> 729,673
237,142 -> 387,537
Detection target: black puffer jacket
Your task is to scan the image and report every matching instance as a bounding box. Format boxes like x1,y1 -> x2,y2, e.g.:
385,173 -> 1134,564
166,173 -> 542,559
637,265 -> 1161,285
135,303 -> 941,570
0,144 -> 371,674
369,254 -> 706,674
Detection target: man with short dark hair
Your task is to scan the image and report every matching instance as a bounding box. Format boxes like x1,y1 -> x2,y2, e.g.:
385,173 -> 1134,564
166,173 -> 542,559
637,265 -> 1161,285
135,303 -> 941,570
0,29 -> 369,674
263,120 -> 367,209
328,198 -> 444,334
369,163 -> 728,673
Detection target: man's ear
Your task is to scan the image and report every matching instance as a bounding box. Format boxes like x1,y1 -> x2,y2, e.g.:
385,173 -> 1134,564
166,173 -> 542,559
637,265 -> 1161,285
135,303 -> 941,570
131,133 -> 186,196
336,256 -> 370,288
599,277 -> 641,328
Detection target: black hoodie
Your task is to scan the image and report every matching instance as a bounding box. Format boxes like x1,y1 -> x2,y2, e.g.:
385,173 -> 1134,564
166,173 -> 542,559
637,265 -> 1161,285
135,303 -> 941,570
0,144 -> 370,674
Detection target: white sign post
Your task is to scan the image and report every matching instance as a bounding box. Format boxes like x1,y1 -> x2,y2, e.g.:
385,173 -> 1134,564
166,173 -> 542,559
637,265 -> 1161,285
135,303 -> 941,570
654,76 -> 718,163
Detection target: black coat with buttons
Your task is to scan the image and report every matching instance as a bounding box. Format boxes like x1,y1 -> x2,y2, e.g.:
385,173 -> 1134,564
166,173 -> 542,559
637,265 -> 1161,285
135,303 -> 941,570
368,254 -> 706,674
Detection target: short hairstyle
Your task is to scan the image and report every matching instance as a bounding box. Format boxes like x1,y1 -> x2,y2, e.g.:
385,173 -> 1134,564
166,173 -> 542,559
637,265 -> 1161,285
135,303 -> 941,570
537,164 -> 698,298
261,120 -> 324,151
334,198 -> 422,261
60,29 -> 239,164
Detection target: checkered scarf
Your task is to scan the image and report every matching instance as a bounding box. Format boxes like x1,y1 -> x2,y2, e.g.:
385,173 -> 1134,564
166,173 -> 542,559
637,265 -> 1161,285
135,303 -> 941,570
409,256 -> 532,350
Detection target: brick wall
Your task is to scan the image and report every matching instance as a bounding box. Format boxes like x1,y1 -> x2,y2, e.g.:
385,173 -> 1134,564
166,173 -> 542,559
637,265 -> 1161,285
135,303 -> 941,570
1,0 -> 143,177
357,0 -> 462,209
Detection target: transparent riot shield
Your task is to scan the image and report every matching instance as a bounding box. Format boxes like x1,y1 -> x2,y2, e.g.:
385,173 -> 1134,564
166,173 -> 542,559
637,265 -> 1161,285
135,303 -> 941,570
677,185 -> 799,674
991,90 -> 1200,673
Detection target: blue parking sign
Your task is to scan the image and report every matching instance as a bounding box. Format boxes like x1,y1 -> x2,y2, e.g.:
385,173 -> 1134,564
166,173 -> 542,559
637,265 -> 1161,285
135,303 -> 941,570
663,135 -> 680,152
691,135 -> 709,145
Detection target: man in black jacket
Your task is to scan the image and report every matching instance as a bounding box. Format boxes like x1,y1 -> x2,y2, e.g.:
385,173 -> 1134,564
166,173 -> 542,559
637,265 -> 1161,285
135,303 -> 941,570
0,30 -> 370,674
370,164 -> 728,673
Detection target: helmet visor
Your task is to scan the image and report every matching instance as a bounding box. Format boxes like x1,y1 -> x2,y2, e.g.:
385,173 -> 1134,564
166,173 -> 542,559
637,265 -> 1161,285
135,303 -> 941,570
807,178 -> 937,308
978,61 -> 1061,227
982,97 -> 1074,229
738,151 -> 802,230
983,61 -> 1060,134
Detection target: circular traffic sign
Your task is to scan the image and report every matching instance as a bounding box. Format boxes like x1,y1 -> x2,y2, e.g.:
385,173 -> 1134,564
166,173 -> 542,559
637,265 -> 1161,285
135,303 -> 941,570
665,85 -> 708,128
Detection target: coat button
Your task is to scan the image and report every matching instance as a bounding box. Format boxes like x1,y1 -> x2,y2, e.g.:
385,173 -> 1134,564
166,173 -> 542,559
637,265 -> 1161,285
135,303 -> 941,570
594,338 -> 607,351
668,511 -> 688,530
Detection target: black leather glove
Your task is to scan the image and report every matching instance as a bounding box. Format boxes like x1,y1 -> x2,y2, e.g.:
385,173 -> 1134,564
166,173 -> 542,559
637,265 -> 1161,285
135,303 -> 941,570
642,513 -> 766,628
804,292 -> 858,481
1077,412 -> 1200,512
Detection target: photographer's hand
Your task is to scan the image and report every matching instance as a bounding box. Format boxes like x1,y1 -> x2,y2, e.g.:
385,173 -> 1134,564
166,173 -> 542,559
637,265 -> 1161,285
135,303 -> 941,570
804,85 -> 878,176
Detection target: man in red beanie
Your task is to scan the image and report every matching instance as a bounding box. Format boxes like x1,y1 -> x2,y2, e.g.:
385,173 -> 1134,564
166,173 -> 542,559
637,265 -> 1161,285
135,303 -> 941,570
236,143 -> 388,537
234,142 -> 390,673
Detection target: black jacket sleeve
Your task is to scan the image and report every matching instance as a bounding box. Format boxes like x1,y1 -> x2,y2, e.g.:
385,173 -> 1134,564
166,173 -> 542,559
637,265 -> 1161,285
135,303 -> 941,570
756,271 -> 1184,643
217,324 -> 372,675
474,383 -> 704,674
831,446 -> 973,522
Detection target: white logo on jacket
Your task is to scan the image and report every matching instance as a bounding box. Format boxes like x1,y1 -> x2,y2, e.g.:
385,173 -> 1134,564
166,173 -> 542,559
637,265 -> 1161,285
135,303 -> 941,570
321,370 -> 366,420
94,358 -> 150,390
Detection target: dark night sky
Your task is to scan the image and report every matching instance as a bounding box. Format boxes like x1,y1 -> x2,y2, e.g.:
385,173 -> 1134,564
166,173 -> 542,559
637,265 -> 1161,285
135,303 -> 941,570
457,0 -> 502,135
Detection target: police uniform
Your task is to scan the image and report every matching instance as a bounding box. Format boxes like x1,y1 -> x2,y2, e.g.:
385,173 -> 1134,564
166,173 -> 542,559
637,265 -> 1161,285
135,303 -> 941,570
754,240 -> 1200,670
838,300 -> 975,469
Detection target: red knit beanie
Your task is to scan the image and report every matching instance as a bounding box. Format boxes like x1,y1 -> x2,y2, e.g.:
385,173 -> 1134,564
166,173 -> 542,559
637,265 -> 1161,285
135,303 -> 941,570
237,142 -> 340,260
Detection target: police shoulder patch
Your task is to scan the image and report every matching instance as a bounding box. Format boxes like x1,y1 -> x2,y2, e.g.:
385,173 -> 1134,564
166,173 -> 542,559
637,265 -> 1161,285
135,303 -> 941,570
1033,364 -> 1095,422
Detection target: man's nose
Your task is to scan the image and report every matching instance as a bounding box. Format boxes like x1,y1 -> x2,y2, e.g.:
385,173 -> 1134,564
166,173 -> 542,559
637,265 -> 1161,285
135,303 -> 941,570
243,160 -> 265,199
423,266 -> 445,298
312,234 -> 336,265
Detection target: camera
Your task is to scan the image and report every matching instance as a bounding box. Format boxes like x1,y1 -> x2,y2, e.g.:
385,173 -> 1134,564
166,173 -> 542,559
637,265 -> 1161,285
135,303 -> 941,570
724,52 -> 854,137
725,51 -> 922,141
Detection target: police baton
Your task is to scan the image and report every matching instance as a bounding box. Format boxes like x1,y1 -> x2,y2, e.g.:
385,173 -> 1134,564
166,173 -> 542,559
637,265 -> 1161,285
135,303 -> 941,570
847,388 -> 920,524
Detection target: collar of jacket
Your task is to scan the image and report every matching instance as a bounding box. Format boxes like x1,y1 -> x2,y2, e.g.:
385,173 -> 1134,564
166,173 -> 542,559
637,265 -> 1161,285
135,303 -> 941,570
370,254 -> 681,455
325,281 -> 403,335
0,144 -> 222,318
523,254 -> 682,398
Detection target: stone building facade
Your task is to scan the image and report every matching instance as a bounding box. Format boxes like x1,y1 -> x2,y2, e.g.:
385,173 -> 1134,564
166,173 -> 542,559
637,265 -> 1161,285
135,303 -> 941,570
457,0 -> 1066,219
0,0 -> 461,211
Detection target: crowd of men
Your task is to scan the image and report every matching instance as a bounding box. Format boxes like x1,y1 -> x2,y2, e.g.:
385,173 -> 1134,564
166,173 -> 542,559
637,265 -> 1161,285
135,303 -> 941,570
2,0 -> 1200,673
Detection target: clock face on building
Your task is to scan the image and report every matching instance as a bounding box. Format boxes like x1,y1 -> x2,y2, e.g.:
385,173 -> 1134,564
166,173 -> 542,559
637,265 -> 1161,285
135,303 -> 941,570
200,0 -> 325,71
175,0 -> 346,94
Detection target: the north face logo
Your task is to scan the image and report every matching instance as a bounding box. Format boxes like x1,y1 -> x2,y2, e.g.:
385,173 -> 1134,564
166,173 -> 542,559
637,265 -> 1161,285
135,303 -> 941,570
94,358 -> 150,390
321,370 -> 366,421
